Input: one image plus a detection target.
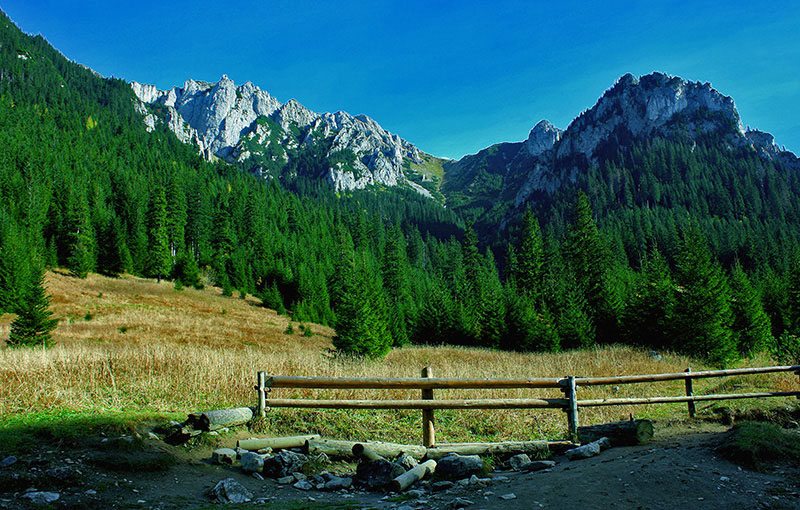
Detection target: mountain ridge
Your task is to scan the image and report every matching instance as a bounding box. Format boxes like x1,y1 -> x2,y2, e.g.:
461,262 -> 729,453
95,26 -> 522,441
130,76 -> 438,198
131,71 -> 798,216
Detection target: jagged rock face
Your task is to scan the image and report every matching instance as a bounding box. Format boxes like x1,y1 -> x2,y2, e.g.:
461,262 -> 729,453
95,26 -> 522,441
525,120 -> 562,157
556,72 -> 744,162
130,76 -> 424,193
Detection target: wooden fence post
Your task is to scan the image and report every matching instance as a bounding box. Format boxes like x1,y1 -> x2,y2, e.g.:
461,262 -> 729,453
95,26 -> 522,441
560,376 -> 579,443
684,367 -> 696,418
421,367 -> 435,447
257,371 -> 267,418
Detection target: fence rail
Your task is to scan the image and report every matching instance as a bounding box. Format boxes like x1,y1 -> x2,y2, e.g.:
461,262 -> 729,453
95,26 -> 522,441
256,365 -> 800,445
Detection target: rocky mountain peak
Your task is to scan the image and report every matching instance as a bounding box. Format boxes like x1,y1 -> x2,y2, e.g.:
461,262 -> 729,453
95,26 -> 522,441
557,72 -> 745,162
525,120 -> 562,157
131,76 -> 429,194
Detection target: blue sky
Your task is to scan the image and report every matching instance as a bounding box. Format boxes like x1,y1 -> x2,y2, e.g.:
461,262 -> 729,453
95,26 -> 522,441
5,1 -> 800,159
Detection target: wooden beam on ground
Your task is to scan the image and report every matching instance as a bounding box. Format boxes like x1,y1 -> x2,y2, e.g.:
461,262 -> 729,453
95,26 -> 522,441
237,434 -> 321,451
265,398 -> 567,410
391,459 -> 436,492
306,439 -> 427,460
352,443 -> 386,462
425,440 -> 550,460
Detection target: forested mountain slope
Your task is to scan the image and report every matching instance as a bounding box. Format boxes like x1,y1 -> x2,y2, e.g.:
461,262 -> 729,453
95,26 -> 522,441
2,10 -> 800,366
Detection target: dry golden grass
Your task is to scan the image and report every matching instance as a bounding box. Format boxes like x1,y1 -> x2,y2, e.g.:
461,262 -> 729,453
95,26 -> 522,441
1,271 -> 797,444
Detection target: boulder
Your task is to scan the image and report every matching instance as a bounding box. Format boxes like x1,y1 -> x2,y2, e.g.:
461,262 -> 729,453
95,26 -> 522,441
209,478 -> 252,504
262,451 -> 308,478
240,452 -> 267,473
355,459 -> 405,489
212,448 -> 237,465
324,476 -> 353,490
565,437 -> 611,461
436,454 -> 484,481
507,454 -> 531,471
522,460 -> 556,472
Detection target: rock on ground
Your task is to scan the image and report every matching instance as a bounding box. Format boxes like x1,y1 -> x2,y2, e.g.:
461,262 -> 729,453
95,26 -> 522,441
355,459 -> 405,489
22,492 -> 60,504
565,437 -> 611,461
209,478 -> 252,503
508,454 -> 532,471
262,451 -> 308,478
240,451 -> 267,473
211,448 -> 237,465
436,454 -> 484,481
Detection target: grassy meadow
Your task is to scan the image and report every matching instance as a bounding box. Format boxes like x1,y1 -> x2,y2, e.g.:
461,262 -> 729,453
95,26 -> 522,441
1,271 -> 798,450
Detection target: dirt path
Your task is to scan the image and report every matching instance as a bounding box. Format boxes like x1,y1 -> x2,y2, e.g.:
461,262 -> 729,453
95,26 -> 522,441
1,425 -> 799,509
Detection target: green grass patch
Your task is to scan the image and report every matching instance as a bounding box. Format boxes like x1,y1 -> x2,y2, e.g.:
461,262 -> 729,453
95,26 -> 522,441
0,409 -> 183,454
718,421 -> 800,471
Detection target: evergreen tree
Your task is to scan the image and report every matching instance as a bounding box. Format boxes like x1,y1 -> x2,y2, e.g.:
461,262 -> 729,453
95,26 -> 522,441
146,186 -> 171,281
673,228 -> 737,366
382,225 -> 411,346
505,290 -> 559,352
332,253 -> 392,358
729,262 -> 773,356
786,253 -> 800,336
66,193 -> 95,278
565,191 -> 610,342
516,206 -> 544,302
622,249 -> 676,350
7,271 -> 58,348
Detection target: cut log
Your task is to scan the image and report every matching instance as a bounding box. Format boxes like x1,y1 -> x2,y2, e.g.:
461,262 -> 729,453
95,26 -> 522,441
187,407 -> 254,431
577,419 -> 654,446
425,441 -> 550,460
306,439 -> 426,460
237,434 -> 320,451
390,459 -> 436,492
352,443 -> 386,462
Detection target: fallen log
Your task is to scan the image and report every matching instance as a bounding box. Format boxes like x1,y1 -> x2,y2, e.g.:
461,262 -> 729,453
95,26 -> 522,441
352,443 -> 386,462
237,434 -> 321,451
425,441 -> 550,460
390,459 -> 436,492
306,439 -> 427,460
187,407 -> 254,431
577,419 -> 654,446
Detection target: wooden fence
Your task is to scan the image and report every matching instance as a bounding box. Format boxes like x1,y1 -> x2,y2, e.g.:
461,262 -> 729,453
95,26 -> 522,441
255,365 -> 800,445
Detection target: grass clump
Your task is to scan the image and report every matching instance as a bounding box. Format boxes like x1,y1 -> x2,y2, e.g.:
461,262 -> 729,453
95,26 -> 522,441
718,421 -> 800,470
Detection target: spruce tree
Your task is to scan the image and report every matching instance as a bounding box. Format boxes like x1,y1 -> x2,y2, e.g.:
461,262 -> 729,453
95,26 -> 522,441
146,186 -> 171,282
7,271 -> 58,348
516,206 -> 544,302
622,249 -> 676,350
565,191 -> 612,342
729,262 -> 773,356
66,194 -> 95,278
673,228 -> 737,366
786,253 -> 800,336
332,253 -> 392,358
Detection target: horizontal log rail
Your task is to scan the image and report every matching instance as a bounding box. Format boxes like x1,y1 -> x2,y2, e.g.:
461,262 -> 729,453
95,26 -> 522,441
264,375 -> 562,389
578,391 -> 800,407
576,365 -> 800,386
255,364 -> 800,446
263,397 -> 568,410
